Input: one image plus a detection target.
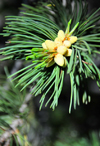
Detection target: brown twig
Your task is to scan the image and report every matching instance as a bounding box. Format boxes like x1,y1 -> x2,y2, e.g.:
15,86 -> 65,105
77,55 -> 92,65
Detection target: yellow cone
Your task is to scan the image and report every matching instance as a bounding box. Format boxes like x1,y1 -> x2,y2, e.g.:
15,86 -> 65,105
63,57 -> 67,67
58,30 -> 65,41
45,40 -> 56,52
63,40 -> 71,48
69,36 -> 77,44
42,42 -> 47,49
54,37 -> 62,47
65,49 -> 72,56
57,45 -> 67,55
54,53 -> 64,66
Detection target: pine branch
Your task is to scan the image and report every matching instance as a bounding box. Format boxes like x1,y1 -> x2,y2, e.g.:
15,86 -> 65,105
0,0 -> 100,112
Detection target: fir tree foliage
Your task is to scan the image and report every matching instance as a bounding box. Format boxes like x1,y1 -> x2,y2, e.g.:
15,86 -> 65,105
0,0 -> 100,112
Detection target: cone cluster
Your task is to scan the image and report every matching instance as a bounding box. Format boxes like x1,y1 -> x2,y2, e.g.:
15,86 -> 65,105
42,30 -> 77,67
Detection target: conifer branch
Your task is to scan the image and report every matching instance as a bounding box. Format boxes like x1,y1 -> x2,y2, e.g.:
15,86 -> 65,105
0,0 -> 100,112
